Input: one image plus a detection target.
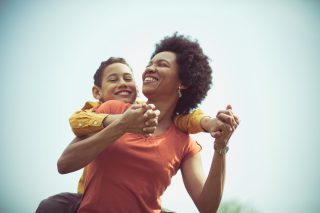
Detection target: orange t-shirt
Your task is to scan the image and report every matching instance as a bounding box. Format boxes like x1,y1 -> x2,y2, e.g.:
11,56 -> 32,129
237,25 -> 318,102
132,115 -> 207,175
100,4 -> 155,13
78,100 -> 201,213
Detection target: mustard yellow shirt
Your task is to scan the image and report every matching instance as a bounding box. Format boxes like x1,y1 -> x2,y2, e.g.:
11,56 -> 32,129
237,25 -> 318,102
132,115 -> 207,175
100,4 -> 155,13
69,101 -> 207,194
69,101 -> 206,137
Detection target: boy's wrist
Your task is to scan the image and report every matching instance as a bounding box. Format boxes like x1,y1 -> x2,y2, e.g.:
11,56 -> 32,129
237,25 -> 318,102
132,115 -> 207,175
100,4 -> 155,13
200,116 -> 216,132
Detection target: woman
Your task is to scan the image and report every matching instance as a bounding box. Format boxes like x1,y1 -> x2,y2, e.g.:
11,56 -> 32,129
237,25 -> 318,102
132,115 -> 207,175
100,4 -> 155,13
58,33 -> 239,212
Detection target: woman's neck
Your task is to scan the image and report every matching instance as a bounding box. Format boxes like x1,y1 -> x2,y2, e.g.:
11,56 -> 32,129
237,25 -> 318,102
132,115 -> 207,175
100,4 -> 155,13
147,98 -> 177,135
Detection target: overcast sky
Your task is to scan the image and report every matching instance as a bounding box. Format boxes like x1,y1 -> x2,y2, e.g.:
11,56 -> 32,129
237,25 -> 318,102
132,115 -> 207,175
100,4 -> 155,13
1,0 -> 320,212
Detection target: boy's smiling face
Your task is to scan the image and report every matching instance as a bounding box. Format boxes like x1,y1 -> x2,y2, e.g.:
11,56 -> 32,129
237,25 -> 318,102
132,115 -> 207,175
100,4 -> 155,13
93,63 -> 137,103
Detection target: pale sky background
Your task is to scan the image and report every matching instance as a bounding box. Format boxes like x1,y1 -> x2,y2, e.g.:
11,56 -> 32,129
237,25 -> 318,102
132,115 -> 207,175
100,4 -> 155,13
1,0 -> 320,212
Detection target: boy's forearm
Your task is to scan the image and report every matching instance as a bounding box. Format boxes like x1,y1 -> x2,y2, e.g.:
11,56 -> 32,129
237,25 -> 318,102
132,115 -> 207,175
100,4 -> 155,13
69,110 -> 123,137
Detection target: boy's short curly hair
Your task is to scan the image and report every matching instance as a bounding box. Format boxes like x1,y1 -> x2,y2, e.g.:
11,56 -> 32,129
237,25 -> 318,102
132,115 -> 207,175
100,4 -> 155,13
94,57 -> 131,87
151,33 -> 213,115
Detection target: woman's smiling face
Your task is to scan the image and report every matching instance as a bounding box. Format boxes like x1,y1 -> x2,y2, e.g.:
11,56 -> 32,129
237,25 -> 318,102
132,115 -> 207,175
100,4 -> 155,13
142,51 -> 180,99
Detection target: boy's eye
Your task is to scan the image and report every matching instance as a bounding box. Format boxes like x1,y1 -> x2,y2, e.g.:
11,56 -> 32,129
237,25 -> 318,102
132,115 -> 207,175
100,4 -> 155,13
108,78 -> 117,82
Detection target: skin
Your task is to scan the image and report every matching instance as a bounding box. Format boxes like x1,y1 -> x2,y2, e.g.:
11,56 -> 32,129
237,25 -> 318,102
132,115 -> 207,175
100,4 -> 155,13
92,62 -> 137,103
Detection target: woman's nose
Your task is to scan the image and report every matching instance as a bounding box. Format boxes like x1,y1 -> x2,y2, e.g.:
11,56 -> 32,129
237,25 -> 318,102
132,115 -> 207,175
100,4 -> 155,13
145,65 -> 156,73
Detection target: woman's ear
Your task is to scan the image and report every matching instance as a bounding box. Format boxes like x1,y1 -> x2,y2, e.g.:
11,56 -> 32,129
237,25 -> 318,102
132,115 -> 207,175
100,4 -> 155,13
179,84 -> 187,90
92,85 -> 102,101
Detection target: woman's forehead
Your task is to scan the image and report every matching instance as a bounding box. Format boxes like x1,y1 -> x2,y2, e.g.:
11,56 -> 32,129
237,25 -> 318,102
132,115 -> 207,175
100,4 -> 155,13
151,51 -> 176,62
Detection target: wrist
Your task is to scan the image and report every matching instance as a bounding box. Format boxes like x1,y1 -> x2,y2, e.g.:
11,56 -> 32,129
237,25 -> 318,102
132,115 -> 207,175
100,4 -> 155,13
102,114 -> 109,128
200,116 -> 213,132
114,117 -> 127,135
214,143 -> 229,155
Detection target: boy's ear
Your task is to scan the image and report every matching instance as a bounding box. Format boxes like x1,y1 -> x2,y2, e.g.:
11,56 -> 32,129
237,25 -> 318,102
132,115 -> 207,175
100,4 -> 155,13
92,85 -> 102,101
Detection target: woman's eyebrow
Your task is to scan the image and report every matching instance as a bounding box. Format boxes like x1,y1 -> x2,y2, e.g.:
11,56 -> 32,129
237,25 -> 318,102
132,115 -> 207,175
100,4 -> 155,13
158,59 -> 170,64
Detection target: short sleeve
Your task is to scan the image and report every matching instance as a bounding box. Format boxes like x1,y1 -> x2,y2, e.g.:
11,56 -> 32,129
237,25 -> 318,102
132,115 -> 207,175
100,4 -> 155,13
95,100 -> 131,114
173,108 -> 207,134
181,138 -> 202,163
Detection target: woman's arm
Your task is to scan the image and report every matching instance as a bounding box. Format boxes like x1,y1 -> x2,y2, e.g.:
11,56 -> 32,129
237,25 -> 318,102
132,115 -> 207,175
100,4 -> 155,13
58,117 -> 127,174
58,104 -> 158,174
181,106 -> 239,212
181,150 -> 226,213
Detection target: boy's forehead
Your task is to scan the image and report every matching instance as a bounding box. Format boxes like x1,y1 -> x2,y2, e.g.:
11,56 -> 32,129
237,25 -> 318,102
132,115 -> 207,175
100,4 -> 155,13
103,63 -> 133,76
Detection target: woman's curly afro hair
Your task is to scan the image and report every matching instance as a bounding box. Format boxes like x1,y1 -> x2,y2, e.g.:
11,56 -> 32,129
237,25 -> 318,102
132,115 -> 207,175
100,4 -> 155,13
151,33 -> 212,115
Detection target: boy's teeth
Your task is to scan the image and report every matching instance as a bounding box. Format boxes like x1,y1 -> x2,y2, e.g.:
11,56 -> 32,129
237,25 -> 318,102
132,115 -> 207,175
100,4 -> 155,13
118,91 -> 130,95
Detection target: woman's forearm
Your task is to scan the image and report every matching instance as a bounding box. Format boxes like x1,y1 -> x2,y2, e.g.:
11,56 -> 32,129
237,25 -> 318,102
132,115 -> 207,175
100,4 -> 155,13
57,119 -> 126,174
197,152 -> 226,213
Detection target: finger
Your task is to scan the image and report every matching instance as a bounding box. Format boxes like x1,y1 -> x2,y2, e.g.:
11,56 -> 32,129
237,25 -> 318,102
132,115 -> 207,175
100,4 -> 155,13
226,104 -> 232,110
144,109 -> 156,119
143,126 -> 157,134
144,133 -> 152,137
147,104 -> 156,110
131,104 -> 143,110
210,131 -> 222,138
143,109 -> 154,118
154,109 -> 160,117
145,118 -> 158,127
234,115 -> 240,125
216,110 -> 233,117
141,103 -> 149,111
217,113 -> 236,129
142,103 -> 156,111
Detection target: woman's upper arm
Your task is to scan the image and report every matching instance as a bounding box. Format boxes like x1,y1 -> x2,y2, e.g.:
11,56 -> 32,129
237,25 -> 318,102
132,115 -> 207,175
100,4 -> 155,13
181,152 -> 205,206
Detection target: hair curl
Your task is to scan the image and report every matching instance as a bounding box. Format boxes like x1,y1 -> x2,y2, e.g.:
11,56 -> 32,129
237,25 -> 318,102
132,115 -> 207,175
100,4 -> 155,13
93,57 -> 131,87
151,33 -> 212,115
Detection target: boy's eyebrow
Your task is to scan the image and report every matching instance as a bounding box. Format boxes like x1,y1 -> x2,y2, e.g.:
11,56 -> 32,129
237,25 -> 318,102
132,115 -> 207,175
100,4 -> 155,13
106,72 -> 133,77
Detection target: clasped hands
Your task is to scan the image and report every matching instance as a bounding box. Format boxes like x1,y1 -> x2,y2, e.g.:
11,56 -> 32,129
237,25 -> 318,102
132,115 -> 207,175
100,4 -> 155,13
119,103 -> 159,135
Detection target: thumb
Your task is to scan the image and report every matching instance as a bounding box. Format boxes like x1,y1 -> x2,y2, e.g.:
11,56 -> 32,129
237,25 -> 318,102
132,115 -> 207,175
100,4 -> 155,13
226,104 -> 232,110
131,104 -> 143,110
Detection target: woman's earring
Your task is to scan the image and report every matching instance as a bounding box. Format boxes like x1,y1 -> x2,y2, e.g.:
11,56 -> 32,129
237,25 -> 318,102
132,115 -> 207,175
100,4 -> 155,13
177,86 -> 182,98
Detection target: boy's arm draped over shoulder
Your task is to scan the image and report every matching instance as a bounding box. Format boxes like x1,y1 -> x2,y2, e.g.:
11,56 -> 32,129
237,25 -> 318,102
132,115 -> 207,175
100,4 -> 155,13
69,101 -> 106,137
69,100 -> 148,137
174,108 -> 207,134
174,108 -> 231,137
69,101 -> 124,137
